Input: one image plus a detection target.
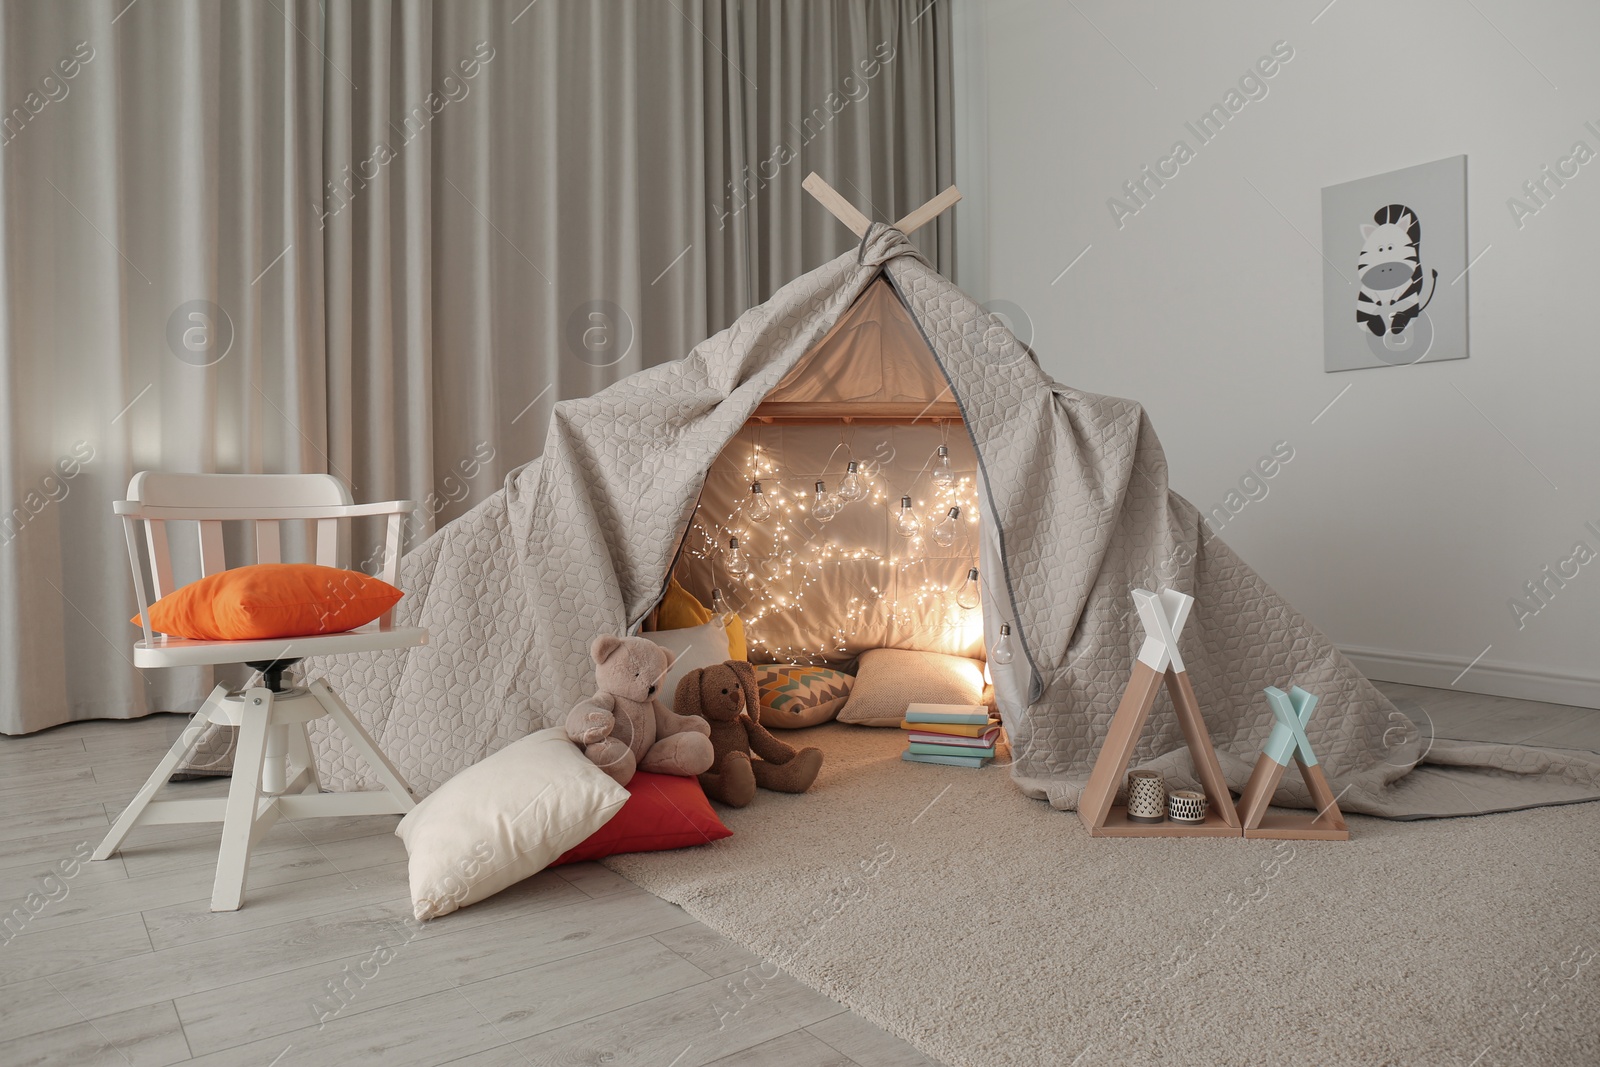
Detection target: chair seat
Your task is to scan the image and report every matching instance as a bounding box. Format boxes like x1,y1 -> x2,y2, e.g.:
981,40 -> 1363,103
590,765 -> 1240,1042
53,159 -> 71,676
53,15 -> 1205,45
132,626 -> 427,669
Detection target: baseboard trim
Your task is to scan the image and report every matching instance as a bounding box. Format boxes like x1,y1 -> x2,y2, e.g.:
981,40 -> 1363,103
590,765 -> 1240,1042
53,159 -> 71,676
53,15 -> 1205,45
1342,644 -> 1600,711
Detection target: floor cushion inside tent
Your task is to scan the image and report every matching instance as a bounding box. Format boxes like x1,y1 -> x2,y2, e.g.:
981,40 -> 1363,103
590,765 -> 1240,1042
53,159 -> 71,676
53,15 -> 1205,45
306,224 -> 1600,820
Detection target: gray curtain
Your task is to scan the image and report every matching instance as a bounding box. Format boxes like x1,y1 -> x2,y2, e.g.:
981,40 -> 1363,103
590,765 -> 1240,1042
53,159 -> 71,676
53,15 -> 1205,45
0,0 -> 953,736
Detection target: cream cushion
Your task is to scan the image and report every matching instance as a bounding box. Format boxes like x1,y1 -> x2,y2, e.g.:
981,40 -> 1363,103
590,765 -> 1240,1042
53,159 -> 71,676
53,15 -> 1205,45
643,616 -> 731,711
396,727 -> 628,921
839,648 -> 987,727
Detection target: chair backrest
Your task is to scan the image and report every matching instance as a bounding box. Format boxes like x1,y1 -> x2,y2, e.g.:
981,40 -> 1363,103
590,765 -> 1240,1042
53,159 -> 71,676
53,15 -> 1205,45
118,472 -> 412,641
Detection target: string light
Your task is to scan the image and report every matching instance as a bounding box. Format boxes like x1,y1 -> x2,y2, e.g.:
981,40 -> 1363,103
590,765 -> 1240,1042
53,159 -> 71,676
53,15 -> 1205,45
745,481 -> 771,522
931,444 -> 955,488
811,481 -> 839,522
930,506 -> 960,548
894,496 -> 920,537
955,567 -> 980,610
991,622 -> 1015,665
837,460 -> 866,504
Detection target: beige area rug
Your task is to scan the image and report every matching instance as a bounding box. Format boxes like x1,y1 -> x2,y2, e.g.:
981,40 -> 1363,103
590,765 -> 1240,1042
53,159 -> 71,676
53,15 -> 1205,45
604,724 -> 1600,1067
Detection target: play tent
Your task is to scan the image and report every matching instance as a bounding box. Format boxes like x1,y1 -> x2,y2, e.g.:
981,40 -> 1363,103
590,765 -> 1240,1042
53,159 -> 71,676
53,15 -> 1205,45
310,181 -> 1600,818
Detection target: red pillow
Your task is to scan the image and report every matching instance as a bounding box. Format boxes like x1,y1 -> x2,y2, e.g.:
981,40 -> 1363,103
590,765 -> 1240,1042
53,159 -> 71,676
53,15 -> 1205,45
554,771 -> 731,865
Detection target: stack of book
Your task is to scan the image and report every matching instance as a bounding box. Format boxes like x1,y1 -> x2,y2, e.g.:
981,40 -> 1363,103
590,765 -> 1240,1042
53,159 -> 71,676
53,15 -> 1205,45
900,703 -> 1002,768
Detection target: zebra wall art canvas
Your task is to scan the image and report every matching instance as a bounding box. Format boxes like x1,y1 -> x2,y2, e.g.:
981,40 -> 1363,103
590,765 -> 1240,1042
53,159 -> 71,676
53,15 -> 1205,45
1321,155 -> 1469,372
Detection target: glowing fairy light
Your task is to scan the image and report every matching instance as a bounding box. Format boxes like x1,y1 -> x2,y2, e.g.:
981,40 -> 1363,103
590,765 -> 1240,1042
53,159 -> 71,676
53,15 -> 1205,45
811,481 -> 840,522
837,460 -> 866,503
931,444 -> 955,487
894,496 -> 920,537
955,567 -> 980,610
991,623 -> 1015,665
724,537 -> 748,576
745,481 -> 772,522
679,431 -> 988,661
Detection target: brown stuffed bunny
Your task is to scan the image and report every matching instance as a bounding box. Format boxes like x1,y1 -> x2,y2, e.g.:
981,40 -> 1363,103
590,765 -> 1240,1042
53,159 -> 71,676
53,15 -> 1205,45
674,660 -> 823,807
565,635 -> 715,787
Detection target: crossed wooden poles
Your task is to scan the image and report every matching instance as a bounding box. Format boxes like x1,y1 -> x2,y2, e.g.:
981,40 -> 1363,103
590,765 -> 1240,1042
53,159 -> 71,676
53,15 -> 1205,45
1078,588 -> 1349,841
802,172 -> 960,238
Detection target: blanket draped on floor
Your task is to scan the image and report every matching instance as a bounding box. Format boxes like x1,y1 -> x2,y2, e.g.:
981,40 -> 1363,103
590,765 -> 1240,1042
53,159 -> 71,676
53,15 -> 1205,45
307,228 -> 1600,817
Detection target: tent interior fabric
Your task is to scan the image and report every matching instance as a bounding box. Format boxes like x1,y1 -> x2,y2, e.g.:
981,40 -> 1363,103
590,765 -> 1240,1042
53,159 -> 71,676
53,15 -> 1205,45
308,224 -> 1600,821
755,277 -> 961,418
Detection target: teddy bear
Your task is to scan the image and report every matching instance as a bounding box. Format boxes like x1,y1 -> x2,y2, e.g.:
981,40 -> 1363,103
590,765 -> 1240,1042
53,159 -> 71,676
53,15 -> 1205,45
565,635 -> 715,787
674,660 -> 823,807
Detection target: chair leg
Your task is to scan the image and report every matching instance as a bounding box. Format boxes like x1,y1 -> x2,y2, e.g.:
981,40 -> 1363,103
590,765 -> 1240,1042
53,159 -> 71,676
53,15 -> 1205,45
284,721 -> 322,794
309,679 -> 416,811
94,685 -> 226,861
211,687 -> 273,912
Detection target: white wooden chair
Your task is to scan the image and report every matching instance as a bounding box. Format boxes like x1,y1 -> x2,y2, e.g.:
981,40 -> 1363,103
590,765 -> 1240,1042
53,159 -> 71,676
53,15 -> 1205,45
94,472 -> 427,910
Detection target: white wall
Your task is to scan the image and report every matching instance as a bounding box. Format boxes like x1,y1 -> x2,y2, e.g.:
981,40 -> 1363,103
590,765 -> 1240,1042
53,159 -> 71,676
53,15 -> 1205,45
958,0 -> 1600,706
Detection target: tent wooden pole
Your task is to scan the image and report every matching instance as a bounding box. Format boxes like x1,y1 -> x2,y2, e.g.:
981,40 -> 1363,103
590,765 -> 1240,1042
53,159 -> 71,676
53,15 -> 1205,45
803,173 -> 961,238
802,173 -> 871,237
746,416 -> 963,426
894,186 -> 962,235
749,400 -> 963,422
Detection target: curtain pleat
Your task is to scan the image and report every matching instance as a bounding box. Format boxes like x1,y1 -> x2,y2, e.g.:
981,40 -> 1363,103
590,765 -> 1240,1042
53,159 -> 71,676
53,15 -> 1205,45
0,0 -> 953,735
0,1 -> 329,733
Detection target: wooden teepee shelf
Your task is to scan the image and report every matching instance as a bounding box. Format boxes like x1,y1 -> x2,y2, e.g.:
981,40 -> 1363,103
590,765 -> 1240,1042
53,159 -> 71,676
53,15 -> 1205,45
1079,590 -> 1241,839
1235,686 -> 1350,840
1078,588 -> 1350,842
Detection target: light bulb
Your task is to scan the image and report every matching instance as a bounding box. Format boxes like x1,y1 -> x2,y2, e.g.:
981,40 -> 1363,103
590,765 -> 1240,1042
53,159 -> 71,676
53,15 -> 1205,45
956,567 -> 980,610
746,481 -> 771,523
811,481 -> 839,522
725,537 -> 748,576
894,496 -> 919,537
991,622 -> 1015,665
710,587 -> 726,615
932,444 -> 955,488
930,506 -> 960,548
837,461 -> 865,504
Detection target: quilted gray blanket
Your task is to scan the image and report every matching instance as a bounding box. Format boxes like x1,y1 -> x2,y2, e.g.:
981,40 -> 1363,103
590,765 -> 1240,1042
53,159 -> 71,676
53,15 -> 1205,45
309,228 -> 1600,818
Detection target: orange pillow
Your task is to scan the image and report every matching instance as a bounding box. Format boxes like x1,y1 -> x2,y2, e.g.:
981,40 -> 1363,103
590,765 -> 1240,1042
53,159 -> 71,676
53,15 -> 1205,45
135,563 -> 403,641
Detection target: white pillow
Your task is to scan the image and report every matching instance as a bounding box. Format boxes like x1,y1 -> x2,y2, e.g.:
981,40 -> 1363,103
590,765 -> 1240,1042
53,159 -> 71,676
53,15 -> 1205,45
643,617 -> 731,711
396,727 -> 628,921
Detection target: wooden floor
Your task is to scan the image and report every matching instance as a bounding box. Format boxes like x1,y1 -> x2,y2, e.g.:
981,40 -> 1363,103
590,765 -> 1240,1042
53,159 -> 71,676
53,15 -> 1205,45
1,682 -> 1595,1066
